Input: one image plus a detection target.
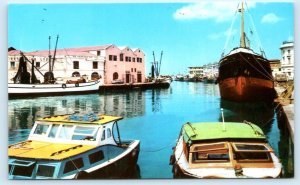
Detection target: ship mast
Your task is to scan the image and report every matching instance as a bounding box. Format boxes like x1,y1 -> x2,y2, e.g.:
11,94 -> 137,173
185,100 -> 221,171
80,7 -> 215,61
240,2 -> 246,48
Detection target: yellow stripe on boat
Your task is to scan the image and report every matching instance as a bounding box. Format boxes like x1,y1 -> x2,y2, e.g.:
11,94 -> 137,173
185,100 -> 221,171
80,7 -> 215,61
36,114 -> 123,125
8,140 -> 95,160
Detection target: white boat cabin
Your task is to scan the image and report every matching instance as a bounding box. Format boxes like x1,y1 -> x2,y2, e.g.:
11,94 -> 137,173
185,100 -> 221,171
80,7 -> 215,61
28,113 -> 123,146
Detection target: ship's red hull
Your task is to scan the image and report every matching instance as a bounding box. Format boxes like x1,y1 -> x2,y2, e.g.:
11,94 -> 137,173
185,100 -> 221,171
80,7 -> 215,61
219,76 -> 275,102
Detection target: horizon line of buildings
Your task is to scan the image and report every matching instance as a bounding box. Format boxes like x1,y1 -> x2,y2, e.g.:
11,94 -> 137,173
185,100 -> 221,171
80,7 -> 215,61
8,44 -> 146,84
187,41 -> 294,80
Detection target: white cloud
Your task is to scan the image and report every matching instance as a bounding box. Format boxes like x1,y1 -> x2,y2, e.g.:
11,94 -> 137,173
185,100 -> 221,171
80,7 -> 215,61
173,2 -> 256,22
261,13 -> 283,24
208,28 -> 237,40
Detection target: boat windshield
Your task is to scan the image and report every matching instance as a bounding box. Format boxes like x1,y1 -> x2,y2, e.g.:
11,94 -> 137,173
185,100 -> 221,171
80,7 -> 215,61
232,143 -> 271,161
191,142 -> 230,163
32,123 -> 99,141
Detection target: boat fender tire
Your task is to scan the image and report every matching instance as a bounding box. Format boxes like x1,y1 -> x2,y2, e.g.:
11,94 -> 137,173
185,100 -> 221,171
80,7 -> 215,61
62,84 -> 67,89
75,83 -> 79,87
169,154 -> 175,165
174,165 -> 179,177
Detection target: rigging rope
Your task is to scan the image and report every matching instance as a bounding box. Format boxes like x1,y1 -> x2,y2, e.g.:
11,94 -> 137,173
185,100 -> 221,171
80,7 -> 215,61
138,139 -> 177,153
245,2 -> 265,57
237,52 -> 274,81
222,3 -> 239,57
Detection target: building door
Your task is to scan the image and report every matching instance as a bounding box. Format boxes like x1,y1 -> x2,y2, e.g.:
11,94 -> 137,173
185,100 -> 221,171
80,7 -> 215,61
137,73 -> 142,83
113,72 -> 119,80
126,74 -> 130,83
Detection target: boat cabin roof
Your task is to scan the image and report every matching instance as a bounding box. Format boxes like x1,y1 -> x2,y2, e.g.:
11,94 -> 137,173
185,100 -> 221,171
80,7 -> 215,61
8,140 -> 95,160
36,114 -> 123,125
182,122 -> 266,143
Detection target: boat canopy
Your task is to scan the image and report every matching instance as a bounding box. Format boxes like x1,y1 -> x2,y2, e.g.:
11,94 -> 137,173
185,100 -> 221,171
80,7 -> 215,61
182,122 -> 266,143
36,113 -> 123,125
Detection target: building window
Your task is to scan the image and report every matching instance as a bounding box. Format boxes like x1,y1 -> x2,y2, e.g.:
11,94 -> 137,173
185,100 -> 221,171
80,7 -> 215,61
73,61 -> 79,69
288,50 -> 290,54
93,61 -> 98,69
129,57 -> 131,62
10,62 -> 15,68
91,72 -> 100,80
140,58 -> 143,63
97,51 -> 101,56
36,62 -> 40,68
120,54 -> 124,61
133,58 -> 136,62
125,56 -> 128,62
109,55 -> 113,61
72,71 -> 80,77
134,68 -> 136,72
288,57 -> 291,64
131,68 -> 133,72
113,55 -> 117,61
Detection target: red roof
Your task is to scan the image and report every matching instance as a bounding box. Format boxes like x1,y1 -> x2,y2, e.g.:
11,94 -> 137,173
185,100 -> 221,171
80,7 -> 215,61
9,44 -> 113,57
8,50 -> 22,56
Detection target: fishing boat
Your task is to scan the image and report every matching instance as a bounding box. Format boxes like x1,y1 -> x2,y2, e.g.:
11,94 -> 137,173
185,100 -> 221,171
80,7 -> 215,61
218,3 -> 275,102
8,113 -> 140,179
8,36 -> 103,98
170,121 -> 282,178
9,77 -> 103,98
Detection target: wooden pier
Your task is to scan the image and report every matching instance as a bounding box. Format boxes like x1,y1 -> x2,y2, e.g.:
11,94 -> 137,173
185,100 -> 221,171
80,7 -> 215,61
275,81 -> 294,143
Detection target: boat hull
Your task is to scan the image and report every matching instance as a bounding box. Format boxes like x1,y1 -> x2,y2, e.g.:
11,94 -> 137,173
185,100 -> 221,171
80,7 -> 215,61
219,76 -> 275,102
9,140 -> 140,179
218,48 -> 275,102
170,135 -> 281,178
8,79 -> 103,98
73,140 -> 140,179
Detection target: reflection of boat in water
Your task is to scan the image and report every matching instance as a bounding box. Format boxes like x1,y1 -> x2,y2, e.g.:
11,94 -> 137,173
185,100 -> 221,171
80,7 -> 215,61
220,99 -> 274,129
8,113 -> 140,179
218,3 -> 275,102
170,122 -> 282,178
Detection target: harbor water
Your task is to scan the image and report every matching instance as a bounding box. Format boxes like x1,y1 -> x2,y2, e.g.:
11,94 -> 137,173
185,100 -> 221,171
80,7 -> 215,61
8,81 -> 294,178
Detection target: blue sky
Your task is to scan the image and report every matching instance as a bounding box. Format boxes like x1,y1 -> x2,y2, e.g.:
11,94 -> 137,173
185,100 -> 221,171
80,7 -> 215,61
8,2 -> 294,75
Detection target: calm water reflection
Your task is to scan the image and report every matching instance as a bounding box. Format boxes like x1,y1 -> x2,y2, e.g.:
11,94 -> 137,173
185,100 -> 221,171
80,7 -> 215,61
8,81 -> 294,178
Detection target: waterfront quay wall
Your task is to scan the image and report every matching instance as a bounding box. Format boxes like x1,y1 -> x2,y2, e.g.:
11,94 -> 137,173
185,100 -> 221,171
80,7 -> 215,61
99,82 -> 170,93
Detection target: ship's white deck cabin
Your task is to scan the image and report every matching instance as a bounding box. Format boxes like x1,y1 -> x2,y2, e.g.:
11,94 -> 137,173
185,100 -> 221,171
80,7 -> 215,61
28,113 -> 123,146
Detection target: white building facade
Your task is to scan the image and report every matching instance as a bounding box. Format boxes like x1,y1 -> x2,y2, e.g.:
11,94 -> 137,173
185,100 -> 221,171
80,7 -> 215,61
280,41 -> 294,80
188,66 -> 204,77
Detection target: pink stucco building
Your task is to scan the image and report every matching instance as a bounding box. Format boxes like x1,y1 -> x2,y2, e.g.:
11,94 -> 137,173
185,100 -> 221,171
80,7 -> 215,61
104,45 -> 145,84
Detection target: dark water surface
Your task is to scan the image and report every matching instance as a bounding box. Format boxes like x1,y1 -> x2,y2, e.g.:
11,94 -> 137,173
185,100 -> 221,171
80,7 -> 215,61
8,82 -> 294,178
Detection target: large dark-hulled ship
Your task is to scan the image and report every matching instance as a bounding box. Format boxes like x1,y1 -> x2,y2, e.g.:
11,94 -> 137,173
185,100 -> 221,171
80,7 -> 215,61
218,3 -> 275,102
